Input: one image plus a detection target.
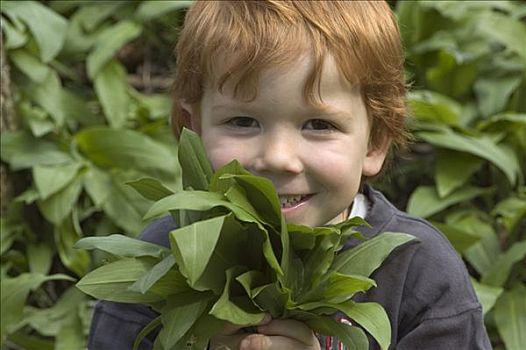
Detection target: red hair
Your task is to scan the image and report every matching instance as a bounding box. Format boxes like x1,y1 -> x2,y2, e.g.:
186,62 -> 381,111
171,0 -> 408,150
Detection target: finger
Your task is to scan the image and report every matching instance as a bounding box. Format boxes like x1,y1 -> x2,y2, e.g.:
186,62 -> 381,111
240,334 -> 271,350
210,333 -> 248,350
240,334 -> 320,350
221,314 -> 271,336
257,318 -> 317,346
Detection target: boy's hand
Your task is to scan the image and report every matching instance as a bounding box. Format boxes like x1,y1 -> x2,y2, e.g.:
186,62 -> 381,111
210,315 -> 321,350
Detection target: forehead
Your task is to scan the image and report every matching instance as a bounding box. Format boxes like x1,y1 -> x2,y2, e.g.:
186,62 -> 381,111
206,51 -> 360,109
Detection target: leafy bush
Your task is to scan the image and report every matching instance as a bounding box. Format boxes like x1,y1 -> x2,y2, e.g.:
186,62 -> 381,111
377,2 -> 526,349
0,1 -> 524,349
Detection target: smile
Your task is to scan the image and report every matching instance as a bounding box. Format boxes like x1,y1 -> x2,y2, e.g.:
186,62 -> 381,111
279,194 -> 312,208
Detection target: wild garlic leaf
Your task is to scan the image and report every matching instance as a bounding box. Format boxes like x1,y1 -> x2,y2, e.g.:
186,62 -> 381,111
178,128 -> 214,191
128,255 -> 178,294
331,232 -> 417,277
158,293 -> 211,350
251,282 -> 289,318
143,191 -> 228,220
126,177 -> 175,201
230,175 -> 282,227
170,215 -> 227,291
332,301 -> 391,350
74,234 -> 169,258
306,316 -> 369,350
76,257 -> 165,303
210,266 -> 266,325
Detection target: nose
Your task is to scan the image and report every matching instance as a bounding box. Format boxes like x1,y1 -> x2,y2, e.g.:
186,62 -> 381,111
251,130 -> 304,174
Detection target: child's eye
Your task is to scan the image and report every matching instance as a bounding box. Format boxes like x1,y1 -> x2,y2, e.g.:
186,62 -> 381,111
226,116 -> 259,128
304,119 -> 337,131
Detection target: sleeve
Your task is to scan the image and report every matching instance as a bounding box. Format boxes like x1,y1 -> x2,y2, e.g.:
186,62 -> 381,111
88,301 -> 159,350
390,219 -> 492,350
396,308 -> 492,349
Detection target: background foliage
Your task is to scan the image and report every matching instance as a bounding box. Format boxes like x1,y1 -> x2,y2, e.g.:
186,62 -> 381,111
1,1 -> 524,349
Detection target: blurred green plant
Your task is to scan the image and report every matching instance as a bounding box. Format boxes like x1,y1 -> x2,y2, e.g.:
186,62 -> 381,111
375,2 -> 525,350
1,1 -> 190,348
0,1 -> 525,349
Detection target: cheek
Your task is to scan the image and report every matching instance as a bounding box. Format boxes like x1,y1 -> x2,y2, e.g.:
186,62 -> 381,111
309,151 -> 364,188
203,139 -> 254,171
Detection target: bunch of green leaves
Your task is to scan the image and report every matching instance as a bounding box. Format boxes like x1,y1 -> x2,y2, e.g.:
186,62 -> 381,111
0,1 -> 191,348
75,129 -> 416,350
373,2 -> 526,349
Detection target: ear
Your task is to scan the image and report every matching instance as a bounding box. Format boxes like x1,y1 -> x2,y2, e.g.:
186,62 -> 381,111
362,138 -> 390,177
178,100 -> 201,134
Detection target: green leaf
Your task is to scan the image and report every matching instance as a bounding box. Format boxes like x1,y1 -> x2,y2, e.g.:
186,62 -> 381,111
210,266 -> 266,325
83,165 -> 111,207
134,1 -> 192,21
178,128 -> 214,191
1,1 -> 67,62
407,90 -> 462,126
37,175 -> 83,224
251,282 -> 289,318
27,243 -> 53,275
470,279 -> 503,315
143,191 -> 227,220
74,234 -> 170,258
55,214 -> 91,277
477,11 -> 526,62
76,257 -> 165,303
87,20 -> 142,78
19,102 -> 55,137
158,293 -> 211,350
337,301 -> 391,350
8,48 -> 50,83
170,215 -> 228,291
24,288 -> 85,337
426,51 -> 478,99
482,241 -> 526,287
128,255 -> 177,294
492,195 -> 526,235
75,2 -> 126,32
94,60 -> 130,128
332,232 -> 416,278
1,273 -> 74,340
474,74 -> 522,118
33,162 -> 82,200
430,222 -> 481,253
435,150 -> 483,198
231,175 -> 282,226
0,131 -> 71,170
494,285 -> 526,350
23,69 -> 65,125
126,177 -> 175,201
133,316 -> 162,350
417,127 -> 521,185
100,172 -> 148,235
1,17 -> 28,49
323,273 -> 376,304
76,127 -> 178,176
6,332 -> 54,350
306,316 -> 369,350
174,314 -> 225,350
55,312 -> 84,350
407,185 -> 493,218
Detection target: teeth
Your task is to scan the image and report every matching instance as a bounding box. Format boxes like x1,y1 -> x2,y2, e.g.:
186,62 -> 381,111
279,195 -> 306,208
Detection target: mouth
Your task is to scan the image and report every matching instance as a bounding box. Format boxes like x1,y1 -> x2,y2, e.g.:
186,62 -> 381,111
278,194 -> 312,209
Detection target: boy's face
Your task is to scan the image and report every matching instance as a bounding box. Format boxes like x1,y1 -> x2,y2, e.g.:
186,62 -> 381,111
184,54 -> 388,227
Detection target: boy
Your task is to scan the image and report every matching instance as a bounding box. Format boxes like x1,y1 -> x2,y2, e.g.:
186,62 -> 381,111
88,1 -> 491,349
